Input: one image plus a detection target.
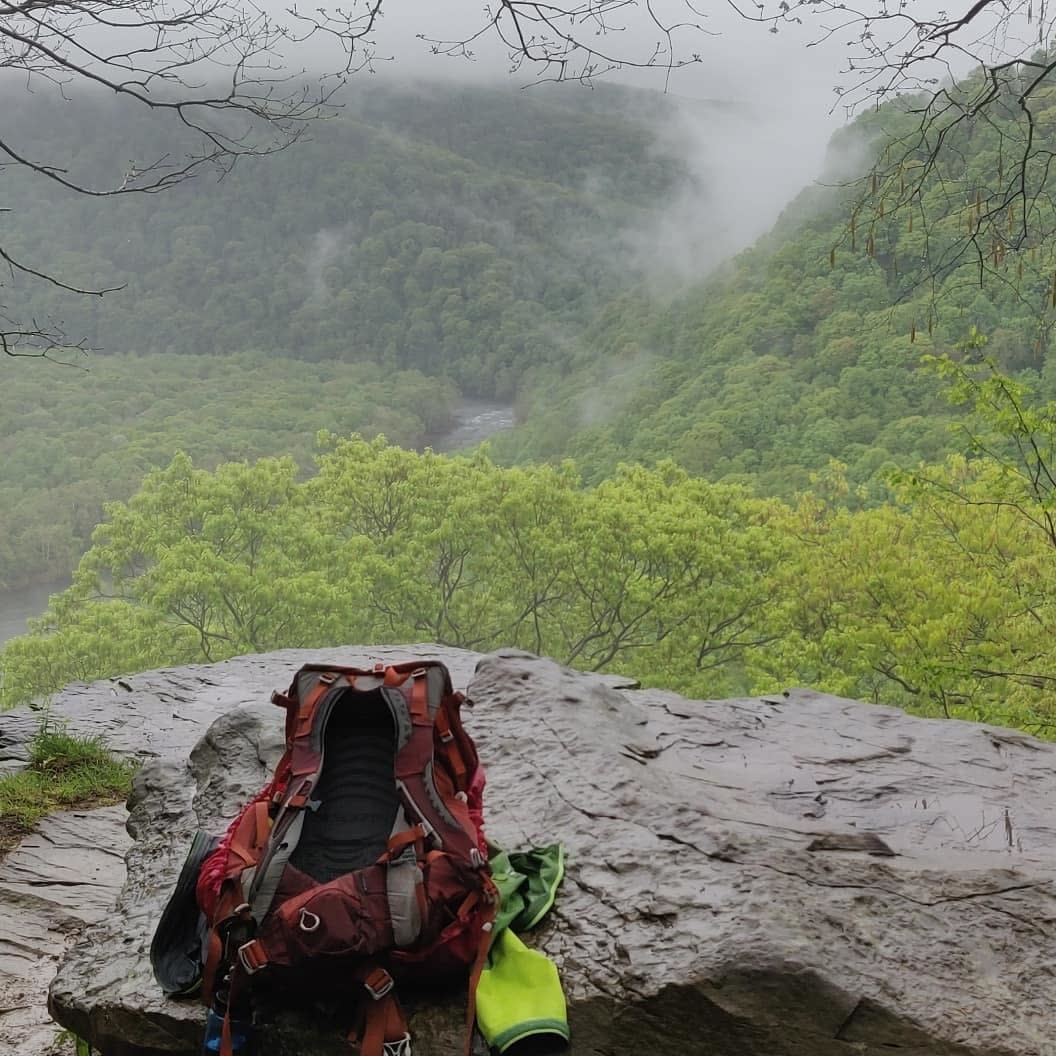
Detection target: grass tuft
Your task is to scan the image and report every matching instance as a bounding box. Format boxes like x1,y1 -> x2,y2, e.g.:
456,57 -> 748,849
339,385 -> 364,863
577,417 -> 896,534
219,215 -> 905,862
0,720 -> 135,858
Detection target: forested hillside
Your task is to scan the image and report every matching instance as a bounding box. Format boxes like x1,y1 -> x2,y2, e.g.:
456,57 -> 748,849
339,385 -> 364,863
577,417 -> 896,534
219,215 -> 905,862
3,81 -> 681,396
8,69 -> 1056,738
8,365 -> 1056,736
0,81 -> 686,589
0,354 -> 459,589
497,74 -> 1056,496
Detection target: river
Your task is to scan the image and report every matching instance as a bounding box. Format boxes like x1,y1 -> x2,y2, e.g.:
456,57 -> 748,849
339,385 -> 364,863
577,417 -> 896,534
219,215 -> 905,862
0,579 -> 68,650
429,400 -> 515,453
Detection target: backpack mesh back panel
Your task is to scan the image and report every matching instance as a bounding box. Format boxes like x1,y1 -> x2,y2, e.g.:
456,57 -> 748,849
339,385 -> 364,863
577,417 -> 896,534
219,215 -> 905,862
289,688 -> 400,883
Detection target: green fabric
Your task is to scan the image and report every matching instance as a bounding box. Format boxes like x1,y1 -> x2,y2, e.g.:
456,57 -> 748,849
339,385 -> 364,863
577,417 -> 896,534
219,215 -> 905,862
478,844 -> 568,1054
489,842 -> 565,937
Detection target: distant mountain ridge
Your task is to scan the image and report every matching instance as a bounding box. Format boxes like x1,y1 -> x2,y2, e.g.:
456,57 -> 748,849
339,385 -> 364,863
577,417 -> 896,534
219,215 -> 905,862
0,79 -> 697,589
1,79 -> 691,399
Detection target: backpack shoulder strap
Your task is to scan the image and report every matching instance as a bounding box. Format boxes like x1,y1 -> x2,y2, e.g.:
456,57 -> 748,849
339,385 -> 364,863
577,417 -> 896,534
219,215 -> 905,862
386,666 -> 482,862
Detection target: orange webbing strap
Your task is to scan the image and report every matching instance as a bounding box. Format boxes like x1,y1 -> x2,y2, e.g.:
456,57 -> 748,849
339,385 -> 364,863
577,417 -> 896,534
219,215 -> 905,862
204,901 -> 257,1010
235,938 -> 268,975
381,665 -> 431,721
203,892 -> 254,1003
436,709 -> 468,785
220,1007 -> 235,1056
383,666 -> 407,687
294,677 -> 336,740
383,824 -> 426,862
218,967 -> 247,1056
410,674 -> 429,720
351,967 -> 409,1056
202,927 -> 223,1004
361,994 -> 409,1056
228,800 -> 271,869
463,889 -> 499,1056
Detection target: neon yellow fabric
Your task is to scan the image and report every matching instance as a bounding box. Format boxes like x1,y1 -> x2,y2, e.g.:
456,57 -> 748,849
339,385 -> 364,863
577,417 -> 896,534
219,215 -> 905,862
478,844 -> 568,1053
476,929 -> 569,1053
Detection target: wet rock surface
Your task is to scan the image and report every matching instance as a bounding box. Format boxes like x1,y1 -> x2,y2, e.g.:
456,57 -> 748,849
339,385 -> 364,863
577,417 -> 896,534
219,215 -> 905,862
0,807 -> 131,1056
1,646 -> 495,1056
29,648 -> 1056,1054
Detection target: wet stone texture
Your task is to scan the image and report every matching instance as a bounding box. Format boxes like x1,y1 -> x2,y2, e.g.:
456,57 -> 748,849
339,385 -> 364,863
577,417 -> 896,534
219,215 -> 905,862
29,647 -> 1056,1055
0,806 -> 131,1056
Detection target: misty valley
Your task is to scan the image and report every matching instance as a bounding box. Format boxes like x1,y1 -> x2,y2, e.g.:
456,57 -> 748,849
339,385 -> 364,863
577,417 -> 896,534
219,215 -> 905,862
8,0 -> 1056,1050
4,72 -> 1056,737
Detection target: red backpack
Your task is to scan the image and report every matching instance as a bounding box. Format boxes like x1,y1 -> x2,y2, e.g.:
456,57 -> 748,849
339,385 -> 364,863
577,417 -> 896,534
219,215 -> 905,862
196,660 -> 497,1056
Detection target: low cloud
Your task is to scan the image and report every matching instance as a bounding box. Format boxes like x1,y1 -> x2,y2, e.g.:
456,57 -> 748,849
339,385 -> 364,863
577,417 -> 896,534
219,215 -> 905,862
617,90 -> 842,289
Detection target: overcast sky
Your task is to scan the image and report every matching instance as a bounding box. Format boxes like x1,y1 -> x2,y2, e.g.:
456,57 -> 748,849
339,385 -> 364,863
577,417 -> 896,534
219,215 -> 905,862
3,0 -> 922,276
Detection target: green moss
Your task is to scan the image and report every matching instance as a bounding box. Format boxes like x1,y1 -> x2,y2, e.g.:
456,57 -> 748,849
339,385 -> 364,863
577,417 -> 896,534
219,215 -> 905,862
0,722 -> 134,855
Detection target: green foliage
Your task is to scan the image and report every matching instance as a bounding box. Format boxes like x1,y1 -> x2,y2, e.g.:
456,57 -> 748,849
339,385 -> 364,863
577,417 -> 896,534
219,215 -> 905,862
8,76 -> 1056,743
52,1031 -> 92,1056
500,227 -> 961,492
747,341 -> 1056,732
31,721 -> 117,773
0,440 -> 781,707
0,351 -> 459,589
0,80 -> 689,590
0,719 -> 134,852
752,455 -> 1056,732
8,371 -> 1056,735
3,82 -> 680,398
497,85 -> 1056,494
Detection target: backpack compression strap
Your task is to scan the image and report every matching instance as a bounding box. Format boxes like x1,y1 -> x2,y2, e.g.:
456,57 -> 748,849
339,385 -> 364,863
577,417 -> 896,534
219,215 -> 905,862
350,888 -> 496,1056
462,895 -> 497,1056
349,966 -> 411,1056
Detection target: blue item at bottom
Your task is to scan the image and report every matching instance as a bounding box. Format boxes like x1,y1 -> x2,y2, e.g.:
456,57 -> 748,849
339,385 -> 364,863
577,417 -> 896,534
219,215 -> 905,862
202,1007 -> 252,1054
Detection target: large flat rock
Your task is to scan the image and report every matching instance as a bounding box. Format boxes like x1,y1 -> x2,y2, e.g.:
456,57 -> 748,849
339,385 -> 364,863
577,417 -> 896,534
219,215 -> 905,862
47,648 -> 1056,1055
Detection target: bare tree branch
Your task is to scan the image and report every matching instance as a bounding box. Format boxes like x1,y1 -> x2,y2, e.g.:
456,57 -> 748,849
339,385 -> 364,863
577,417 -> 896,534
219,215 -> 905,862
0,0 -> 392,353
418,0 -> 709,87
7,0 -> 1056,357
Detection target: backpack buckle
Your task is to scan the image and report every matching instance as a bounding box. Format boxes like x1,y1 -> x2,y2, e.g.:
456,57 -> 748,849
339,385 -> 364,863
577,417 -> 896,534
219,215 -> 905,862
384,1034 -> 412,1056
236,939 -> 268,976
363,968 -> 394,1000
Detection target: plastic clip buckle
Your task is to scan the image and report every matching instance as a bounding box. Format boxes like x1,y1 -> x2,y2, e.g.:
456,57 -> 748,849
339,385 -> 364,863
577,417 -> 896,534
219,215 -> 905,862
383,1034 -> 412,1056
364,970 -> 394,1000
236,940 -> 266,976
